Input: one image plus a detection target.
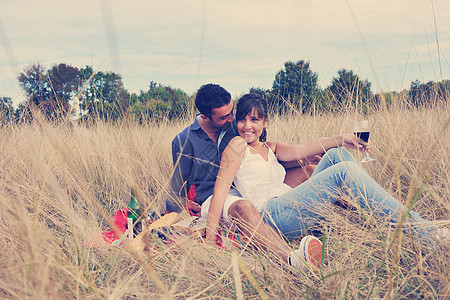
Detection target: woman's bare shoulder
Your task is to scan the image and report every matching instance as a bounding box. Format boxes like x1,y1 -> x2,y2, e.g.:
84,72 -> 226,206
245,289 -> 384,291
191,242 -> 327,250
226,136 -> 247,155
265,140 -> 279,153
229,136 -> 246,146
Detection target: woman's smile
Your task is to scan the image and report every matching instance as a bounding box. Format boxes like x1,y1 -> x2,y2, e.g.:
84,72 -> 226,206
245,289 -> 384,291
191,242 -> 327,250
237,108 -> 268,145
242,130 -> 255,136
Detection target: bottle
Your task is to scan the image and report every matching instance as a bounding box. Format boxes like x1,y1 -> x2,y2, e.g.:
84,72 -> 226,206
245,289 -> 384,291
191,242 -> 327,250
127,187 -> 142,238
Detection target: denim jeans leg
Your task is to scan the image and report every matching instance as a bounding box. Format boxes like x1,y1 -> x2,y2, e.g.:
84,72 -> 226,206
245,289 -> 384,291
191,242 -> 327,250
312,147 -> 360,176
264,148 -> 436,241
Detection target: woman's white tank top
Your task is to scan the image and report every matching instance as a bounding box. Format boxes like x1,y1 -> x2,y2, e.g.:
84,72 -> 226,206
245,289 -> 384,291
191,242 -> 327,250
234,143 -> 292,211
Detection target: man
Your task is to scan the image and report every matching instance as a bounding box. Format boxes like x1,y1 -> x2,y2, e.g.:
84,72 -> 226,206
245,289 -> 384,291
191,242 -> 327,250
166,83 -> 321,271
166,83 -> 237,213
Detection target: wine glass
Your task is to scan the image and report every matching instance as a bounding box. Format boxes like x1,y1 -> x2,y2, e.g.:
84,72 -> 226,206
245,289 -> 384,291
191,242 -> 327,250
353,120 -> 375,163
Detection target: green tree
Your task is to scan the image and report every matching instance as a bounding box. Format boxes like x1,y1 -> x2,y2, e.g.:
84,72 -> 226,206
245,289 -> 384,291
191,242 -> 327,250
249,87 -> 271,99
409,79 -> 449,107
0,97 -> 14,124
128,83 -> 190,122
325,69 -> 373,112
18,64 -> 51,114
270,60 -> 320,114
78,66 -> 130,121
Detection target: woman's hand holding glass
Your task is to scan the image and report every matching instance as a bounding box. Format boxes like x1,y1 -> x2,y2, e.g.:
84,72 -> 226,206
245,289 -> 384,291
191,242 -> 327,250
339,133 -> 369,151
353,120 -> 375,163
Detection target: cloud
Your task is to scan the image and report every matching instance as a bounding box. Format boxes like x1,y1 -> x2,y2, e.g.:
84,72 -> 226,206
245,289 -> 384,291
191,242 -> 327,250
1,0 -> 449,106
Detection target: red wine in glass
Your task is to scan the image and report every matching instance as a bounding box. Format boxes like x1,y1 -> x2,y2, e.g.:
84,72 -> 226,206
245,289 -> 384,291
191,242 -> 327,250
354,131 -> 370,143
353,120 -> 375,163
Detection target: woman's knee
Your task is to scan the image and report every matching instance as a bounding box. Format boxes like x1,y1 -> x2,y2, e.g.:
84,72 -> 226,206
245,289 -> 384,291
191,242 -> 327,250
325,147 -> 352,160
332,159 -> 359,171
228,200 -> 260,221
325,147 -> 340,157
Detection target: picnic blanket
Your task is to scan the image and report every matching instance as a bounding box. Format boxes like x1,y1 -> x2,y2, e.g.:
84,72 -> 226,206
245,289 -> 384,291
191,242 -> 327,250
100,185 -> 246,249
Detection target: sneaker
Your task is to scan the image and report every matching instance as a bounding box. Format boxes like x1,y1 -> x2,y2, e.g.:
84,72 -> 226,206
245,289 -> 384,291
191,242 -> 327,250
288,235 -> 323,271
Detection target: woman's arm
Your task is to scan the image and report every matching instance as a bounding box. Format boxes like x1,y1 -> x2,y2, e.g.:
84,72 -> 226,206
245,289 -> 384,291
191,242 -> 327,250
269,134 -> 366,162
205,136 -> 247,244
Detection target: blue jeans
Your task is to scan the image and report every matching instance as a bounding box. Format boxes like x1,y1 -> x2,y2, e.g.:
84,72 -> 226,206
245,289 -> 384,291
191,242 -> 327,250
263,148 -> 436,241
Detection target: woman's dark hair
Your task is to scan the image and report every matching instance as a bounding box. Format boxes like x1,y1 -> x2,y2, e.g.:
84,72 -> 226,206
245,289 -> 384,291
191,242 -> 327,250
236,93 -> 268,142
195,83 -> 231,119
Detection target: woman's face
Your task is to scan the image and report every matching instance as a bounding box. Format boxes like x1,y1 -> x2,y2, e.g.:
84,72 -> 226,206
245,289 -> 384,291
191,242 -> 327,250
237,107 -> 268,145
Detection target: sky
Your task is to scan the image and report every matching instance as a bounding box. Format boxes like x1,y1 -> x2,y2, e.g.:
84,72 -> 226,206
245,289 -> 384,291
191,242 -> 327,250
1,0 -> 449,107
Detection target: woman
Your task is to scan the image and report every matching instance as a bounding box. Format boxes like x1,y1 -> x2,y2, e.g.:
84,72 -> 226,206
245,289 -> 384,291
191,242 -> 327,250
205,93 -> 438,256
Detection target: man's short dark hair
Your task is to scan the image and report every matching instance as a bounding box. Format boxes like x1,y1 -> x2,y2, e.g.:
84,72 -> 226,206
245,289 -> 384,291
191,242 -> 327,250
195,84 -> 231,119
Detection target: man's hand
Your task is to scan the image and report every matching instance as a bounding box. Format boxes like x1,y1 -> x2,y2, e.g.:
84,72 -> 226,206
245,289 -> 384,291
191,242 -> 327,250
186,198 -> 201,212
305,154 -> 322,165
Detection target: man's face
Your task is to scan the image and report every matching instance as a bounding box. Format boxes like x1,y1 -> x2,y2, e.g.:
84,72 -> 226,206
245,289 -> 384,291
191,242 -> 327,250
208,101 -> 234,130
209,100 -> 234,129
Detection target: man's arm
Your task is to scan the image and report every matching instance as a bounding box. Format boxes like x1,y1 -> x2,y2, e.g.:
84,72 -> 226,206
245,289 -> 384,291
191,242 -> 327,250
166,134 -> 193,213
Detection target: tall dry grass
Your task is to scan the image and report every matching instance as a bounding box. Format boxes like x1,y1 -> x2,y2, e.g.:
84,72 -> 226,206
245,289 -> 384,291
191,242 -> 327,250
0,102 -> 448,299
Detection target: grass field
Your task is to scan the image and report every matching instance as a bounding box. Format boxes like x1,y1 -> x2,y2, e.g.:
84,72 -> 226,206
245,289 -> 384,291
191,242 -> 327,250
0,101 -> 448,299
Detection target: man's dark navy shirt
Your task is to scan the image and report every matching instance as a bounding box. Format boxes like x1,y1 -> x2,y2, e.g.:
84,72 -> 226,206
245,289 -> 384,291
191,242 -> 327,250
166,116 -> 238,212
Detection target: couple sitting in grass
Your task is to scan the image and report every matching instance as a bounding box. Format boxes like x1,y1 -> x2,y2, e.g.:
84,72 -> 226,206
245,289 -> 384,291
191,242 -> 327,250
166,83 -> 441,273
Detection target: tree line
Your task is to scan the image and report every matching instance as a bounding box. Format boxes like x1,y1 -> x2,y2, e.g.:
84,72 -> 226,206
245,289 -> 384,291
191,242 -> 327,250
0,60 -> 448,124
